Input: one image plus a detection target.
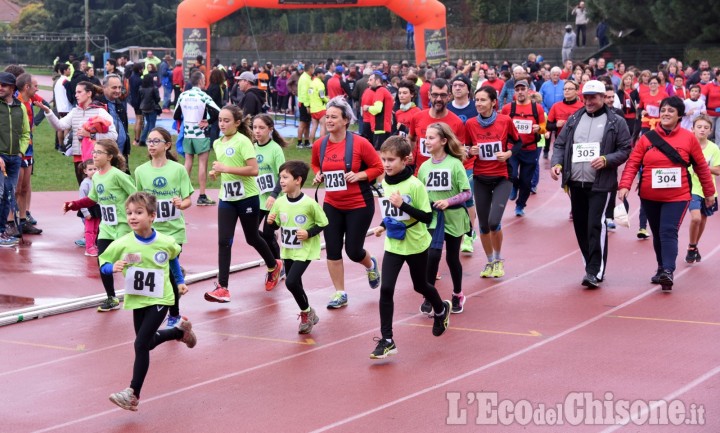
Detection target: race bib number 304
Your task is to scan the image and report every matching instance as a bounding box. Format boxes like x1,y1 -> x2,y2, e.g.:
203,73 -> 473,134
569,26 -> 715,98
652,167 -> 681,189
378,197 -> 409,221
425,169 -> 452,191
572,142 -> 600,163
324,170 -> 347,192
124,267 -> 164,298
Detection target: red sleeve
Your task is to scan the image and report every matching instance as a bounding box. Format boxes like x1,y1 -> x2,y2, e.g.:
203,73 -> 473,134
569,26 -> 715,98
548,105 -> 557,122
619,136 -> 649,190
537,104 -> 546,124
689,136 -> 716,197
68,197 -> 97,210
359,138 -> 384,181
500,104 -> 510,116
311,137 -> 322,174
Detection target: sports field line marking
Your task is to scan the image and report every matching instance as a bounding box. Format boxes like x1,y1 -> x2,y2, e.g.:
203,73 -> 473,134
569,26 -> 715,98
599,363 -> 720,432
0,339 -> 85,352
202,330 -> 316,345
608,315 -> 720,327
402,323 -> 542,337
30,248 -> 582,433
306,244 -> 720,433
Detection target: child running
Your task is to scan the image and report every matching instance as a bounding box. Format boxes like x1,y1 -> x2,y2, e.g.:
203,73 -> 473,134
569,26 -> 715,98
417,123 -> 471,314
134,127 -> 194,327
205,105 -> 283,303
100,192 -> 197,411
686,115 -> 720,263
77,159 -> 101,256
371,136 -> 451,360
64,140 -> 137,311
267,160 -> 328,334
253,114 -> 287,267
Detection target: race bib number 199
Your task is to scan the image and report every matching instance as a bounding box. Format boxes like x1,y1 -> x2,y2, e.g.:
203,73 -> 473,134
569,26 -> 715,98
256,173 -> 275,194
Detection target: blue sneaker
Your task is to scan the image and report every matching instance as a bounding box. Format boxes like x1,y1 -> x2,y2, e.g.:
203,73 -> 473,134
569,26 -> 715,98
515,206 -> 525,217
166,315 -> 182,329
367,256 -> 380,289
327,291 -> 348,309
0,233 -> 19,247
74,238 -> 86,248
509,187 -> 518,201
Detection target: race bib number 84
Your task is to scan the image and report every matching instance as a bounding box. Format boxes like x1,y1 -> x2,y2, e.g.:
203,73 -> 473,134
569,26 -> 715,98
124,267 -> 164,298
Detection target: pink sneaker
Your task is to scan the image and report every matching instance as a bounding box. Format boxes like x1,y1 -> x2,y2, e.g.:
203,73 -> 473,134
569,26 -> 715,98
204,282 -> 230,303
176,316 -> 197,348
85,245 -> 99,257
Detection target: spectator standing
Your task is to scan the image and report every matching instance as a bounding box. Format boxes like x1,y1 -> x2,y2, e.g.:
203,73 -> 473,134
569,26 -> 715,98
562,25 -> 576,64
572,2 -> 588,47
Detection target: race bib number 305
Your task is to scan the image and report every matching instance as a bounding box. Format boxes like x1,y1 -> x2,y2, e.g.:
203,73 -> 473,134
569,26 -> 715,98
222,180 -> 245,200
124,267 -> 164,298
477,141 -> 501,161
378,197 -> 409,221
513,119 -> 533,135
572,142 -> 600,163
155,200 -> 179,223
280,227 -> 302,249
256,173 -> 275,194
100,204 -> 117,226
425,169 -> 452,191
652,167 -> 681,189
324,170 -> 347,192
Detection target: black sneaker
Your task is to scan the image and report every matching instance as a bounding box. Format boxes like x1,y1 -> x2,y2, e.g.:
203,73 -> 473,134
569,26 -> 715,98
658,270 -> 673,291
685,247 -> 700,264
650,268 -> 663,284
369,337 -> 397,359
419,299 -> 432,315
451,293 -> 466,314
432,300 -> 451,337
25,212 -> 37,225
581,273 -> 600,289
22,224 -> 42,235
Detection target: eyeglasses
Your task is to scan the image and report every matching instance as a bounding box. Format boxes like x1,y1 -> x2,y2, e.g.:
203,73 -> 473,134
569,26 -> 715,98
430,93 -> 449,99
563,87 -> 577,91
91,150 -> 108,155
146,139 -> 168,146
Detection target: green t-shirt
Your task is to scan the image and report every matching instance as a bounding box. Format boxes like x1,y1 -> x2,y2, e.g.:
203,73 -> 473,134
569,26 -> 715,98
417,155 -> 471,237
88,166 -> 137,240
269,194 -> 328,261
255,140 -> 286,211
213,133 -> 259,201
99,230 -> 181,310
380,175 -> 432,255
134,160 -> 195,244
690,140 -> 720,198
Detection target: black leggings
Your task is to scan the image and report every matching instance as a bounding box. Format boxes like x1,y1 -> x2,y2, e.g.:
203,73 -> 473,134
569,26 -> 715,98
284,259 -> 311,310
322,202 -> 374,262
427,231 -> 463,294
218,196 -> 276,288
97,238 -> 116,298
473,176 -> 513,234
131,305 -> 182,398
379,250 -> 444,340
259,209 -> 280,260
168,248 -> 182,318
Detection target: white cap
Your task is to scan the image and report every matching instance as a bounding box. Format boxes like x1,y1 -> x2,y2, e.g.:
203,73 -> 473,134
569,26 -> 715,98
582,80 -> 606,95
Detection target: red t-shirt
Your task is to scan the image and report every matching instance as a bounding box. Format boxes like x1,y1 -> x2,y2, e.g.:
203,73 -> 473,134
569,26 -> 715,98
372,86 -> 395,133
484,78 -> 505,93
327,74 -> 345,99
638,90 -> 668,129
619,125 -> 715,202
548,99 -> 584,134
310,134 -> 384,210
465,113 -> 519,178
394,106 -> 421,134
408,109 -> 466,174
618,90 -> 636,119
701,81 -> 720,115
361,87 -> 375,127
500,102 -> 546,151
419,81 -> 431,110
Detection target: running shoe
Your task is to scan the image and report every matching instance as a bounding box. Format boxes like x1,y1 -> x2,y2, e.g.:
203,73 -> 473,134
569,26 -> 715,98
509,187 -> 518,201
25,211 -> 37,225
75,238 -> 86,248
204,282 -> 230,303
650,268 -> 663,284
279,266 -> 287,281
637,228 -> 650,239
109,387 -> 139,411
370,337 -> 397,359
419,298 -> 433,315
451,293 -> 466,314
176,316 -> 197,348
606,219 -> 616,230
581,273 -> 600,289
0,233 -> 19,247
366,256 -> 381,289
480,261 -> 495,278
491,260 -> 505,278
97,296 -> 120,312
84,245 -> 99,257
265,259 -> 284,291
4,223 -> 19,238
326,291 -> 348,309
658,270 -> 673,292
22,224 -> 42,235
530,187 -> 537,194
685,247 -> 701,263
298,307 -> 319,334
196,195 -> 216,206
460,235 -> 474,253
515,207 -> 525,217
166,314 -> 182,329
432,300 -> 452,336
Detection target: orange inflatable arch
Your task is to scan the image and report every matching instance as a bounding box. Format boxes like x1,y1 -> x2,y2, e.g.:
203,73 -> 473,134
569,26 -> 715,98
176,0 -> 448,73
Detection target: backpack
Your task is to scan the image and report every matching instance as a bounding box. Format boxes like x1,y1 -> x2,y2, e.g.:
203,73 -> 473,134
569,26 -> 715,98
509,101 -> 542,145
315,131 -> 355,202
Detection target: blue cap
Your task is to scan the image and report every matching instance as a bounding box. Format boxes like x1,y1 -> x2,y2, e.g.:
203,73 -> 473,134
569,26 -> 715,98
335,65 -> 344,73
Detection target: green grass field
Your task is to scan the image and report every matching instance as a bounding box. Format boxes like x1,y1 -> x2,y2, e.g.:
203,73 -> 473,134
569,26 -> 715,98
30,121 -> 315,192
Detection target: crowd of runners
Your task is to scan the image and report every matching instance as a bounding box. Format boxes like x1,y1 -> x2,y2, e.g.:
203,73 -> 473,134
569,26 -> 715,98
1,50 -> 719,411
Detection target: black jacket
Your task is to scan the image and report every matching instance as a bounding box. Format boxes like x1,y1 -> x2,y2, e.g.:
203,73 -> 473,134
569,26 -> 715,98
139,86 -> 160,113
241,87 -> 266,117
96,94 -> 129,153
551,106 -> 632,191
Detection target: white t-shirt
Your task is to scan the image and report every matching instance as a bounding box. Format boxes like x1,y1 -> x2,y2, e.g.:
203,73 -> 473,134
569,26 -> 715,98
54,76 -> 72,113
681,98 -> 706,131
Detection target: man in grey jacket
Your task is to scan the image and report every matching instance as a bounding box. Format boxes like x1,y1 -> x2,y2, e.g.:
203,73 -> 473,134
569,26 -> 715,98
550,80 -> 631,288
562,25 -> 576,63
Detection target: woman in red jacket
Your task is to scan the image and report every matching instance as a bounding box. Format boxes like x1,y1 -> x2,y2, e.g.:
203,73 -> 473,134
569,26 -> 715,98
618,96 -> 716,291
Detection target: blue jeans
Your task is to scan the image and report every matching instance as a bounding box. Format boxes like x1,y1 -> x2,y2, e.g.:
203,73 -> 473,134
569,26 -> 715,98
0,154 -> 22,233
641,199 -> 689,273
162,86 -> 172,109
140,111 -> 158,143
509,149 -> 538,209
531,148 -> 542,189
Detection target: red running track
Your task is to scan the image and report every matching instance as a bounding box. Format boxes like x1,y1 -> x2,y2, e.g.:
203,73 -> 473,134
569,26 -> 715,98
1,166 -> 719,432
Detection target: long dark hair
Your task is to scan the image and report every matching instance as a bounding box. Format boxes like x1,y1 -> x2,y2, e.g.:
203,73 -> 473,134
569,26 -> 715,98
148,127 -> 178,162
95,139 -> 127,172
221,104 -> 252,139
252,114 -> 287,148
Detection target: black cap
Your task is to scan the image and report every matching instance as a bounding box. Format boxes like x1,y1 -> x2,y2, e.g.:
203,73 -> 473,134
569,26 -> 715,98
0,72 -> 16,86
451,74 -> 472,91
314,67 -> 325,75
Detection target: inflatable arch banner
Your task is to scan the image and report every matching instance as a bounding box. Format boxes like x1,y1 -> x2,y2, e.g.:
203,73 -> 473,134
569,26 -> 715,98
176,0 -> 448,75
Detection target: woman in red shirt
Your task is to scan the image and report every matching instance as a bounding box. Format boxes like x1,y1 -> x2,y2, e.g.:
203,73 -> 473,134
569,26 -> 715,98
465,86 -> 522,278
618,96 -> 716,291
619,72 -> 640,142
311,97 -> 384,308
638,76 -> 669,135
393,80 -> 421,136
